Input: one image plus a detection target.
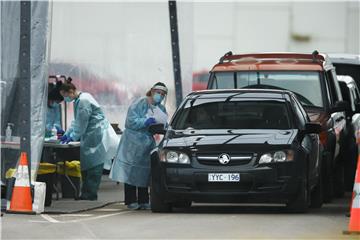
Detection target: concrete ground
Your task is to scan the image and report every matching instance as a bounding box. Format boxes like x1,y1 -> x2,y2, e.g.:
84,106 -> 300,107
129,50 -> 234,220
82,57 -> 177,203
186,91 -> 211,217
43,175 -> 124,214
1,175 -> 123,214
1,194 -> 357,240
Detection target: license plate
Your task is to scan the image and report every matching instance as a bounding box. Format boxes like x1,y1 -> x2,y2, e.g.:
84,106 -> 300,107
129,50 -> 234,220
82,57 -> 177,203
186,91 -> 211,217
208,173 -> 240,182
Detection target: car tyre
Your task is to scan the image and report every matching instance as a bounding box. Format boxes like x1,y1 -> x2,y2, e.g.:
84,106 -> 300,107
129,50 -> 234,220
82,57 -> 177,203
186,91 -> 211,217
286,177 -> 309,213
322,152 -> 333,203
344,136 -> 358,191
150,183 -> 172,213
310,165 -> 323,208
333,160 -> 345,198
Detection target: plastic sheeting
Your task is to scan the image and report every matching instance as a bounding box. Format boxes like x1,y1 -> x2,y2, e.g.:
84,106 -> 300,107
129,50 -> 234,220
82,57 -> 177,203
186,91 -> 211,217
49,2 -> 193,130
1,1 -> 51,182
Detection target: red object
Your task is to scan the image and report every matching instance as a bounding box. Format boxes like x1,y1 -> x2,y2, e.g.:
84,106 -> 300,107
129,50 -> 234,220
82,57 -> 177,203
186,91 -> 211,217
211,53 -> 325,72
7,152 -> 35,214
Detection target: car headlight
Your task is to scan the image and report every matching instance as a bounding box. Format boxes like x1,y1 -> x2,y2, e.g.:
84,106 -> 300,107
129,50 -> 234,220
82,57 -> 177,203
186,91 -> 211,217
161,150 -> 190,164
273,151 -> 286,162
259,153 -> 272,164
178,153 -> 190,164
259,150 -> 294,164
166,151 -> 179,163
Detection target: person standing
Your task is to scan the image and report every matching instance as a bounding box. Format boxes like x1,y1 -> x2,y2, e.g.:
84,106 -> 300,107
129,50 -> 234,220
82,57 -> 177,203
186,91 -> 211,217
59,78 -> 119,200
46,80 -> 64,136
110,82 -> 168,210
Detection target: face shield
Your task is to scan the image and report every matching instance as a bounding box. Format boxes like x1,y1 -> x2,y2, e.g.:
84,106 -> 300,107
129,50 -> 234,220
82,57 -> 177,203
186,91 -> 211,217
151,84 -> 168,105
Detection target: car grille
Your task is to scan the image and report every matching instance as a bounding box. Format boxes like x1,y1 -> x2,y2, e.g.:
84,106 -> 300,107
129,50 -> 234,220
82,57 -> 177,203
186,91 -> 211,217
196,153 -> 253,166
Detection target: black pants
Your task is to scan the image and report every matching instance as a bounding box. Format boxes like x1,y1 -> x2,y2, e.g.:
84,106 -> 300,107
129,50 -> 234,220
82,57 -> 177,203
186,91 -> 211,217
80,163 -> 104,200
124,183 -> 149,205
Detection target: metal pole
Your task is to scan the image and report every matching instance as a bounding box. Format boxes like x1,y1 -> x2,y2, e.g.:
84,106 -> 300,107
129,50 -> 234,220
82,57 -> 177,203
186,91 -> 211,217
168,0 -> 183,107
19,1 -> 31,167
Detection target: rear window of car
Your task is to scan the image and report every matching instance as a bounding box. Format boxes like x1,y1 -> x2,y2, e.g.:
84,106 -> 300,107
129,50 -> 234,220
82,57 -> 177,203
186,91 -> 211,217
171,99 -> 292,130
210,71 -> 323,108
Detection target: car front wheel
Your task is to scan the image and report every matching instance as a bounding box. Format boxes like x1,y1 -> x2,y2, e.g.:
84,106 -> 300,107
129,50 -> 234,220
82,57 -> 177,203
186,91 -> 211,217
286,177 -> 309,213
310,167 -> 323,208
150,181 -> 172,213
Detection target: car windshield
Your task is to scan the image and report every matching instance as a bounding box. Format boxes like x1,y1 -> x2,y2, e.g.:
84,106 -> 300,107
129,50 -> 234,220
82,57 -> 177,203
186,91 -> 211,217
210,71 -> 323,107
172,99 -> 291,130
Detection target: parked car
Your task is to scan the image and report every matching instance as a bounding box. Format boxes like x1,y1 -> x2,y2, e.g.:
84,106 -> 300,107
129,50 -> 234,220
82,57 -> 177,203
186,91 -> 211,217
337,75 -> 360,191
329,53 -> 360,89
206,51 -> 350,201
150,89 -> 322,213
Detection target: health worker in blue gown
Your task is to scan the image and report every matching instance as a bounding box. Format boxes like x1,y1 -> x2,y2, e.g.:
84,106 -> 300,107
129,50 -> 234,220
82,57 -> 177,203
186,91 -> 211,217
46,81 -> 64,136
59,78 -> 119,200
110,82 -> 168,210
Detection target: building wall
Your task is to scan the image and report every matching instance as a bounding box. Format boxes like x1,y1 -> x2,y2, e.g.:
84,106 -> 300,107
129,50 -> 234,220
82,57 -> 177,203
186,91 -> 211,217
191,2 -> 359,71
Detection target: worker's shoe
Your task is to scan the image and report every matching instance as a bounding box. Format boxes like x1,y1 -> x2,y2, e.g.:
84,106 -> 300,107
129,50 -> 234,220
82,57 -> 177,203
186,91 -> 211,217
127,202 -> 140,210
139,203 -> 151,210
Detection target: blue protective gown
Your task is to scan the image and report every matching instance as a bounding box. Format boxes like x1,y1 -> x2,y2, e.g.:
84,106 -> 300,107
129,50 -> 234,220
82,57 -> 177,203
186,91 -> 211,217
65,92 -> 119,171
109,97 -> 167,187
46,104 -> 62,131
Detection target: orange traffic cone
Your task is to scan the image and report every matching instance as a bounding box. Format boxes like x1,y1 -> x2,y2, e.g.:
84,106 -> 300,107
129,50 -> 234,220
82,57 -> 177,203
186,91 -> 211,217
343,155 -> 360,235
6,152 -> 35,214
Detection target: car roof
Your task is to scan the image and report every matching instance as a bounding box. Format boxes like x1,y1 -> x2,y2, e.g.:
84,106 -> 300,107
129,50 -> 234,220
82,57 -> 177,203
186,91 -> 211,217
187,89 -> 294,100
328,53 -> 360,65
211,52 -> 331,72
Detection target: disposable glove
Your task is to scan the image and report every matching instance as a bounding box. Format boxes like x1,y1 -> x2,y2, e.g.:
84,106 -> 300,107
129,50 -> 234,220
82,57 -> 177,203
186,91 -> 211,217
60,135 -> 73,144
144,117 -> 156,127
64,136 -> 73,144
60,135 -> 68,143
61,135 -> 73,144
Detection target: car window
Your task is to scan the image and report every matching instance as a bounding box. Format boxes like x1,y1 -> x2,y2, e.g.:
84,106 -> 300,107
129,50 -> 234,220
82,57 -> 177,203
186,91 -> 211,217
348,86 -> 357,111
339,81 -> 351,103
353,84 -> 360,101
172,99 -> 291,130
211,71 -> 323,108
210,73 -> 235,89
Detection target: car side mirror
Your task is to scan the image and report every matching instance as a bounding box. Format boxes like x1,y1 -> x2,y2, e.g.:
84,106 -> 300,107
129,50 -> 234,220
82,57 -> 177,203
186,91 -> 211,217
304,123 -> 322,134
330,101 -> 350,113
148,123 -> 166,135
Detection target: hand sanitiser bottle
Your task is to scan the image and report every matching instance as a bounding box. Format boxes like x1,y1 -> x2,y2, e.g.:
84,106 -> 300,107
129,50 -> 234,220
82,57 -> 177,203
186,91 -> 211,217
5,123 -> 13,142
51,125 -> 58,140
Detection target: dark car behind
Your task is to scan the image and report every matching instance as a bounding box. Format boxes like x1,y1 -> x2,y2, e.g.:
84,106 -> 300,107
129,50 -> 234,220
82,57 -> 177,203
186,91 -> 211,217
206,51 -> 351,201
